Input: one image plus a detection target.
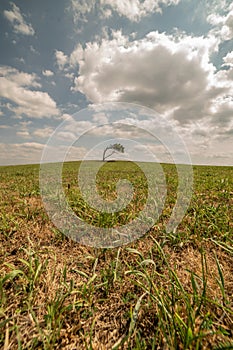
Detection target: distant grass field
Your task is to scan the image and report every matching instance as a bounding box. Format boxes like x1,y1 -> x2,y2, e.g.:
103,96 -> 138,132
0,161 -> 232,349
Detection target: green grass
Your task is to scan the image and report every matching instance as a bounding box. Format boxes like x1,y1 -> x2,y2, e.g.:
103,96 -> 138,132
0,161 -> 232,349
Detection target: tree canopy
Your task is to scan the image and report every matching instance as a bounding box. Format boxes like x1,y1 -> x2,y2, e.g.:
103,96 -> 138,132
102,143 -> 124,161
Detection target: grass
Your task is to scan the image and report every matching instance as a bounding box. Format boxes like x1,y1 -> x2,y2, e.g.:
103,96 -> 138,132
0,160 -> 232,349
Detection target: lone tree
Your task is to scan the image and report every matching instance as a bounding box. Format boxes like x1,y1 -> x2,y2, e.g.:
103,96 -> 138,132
102,143 -> 124,161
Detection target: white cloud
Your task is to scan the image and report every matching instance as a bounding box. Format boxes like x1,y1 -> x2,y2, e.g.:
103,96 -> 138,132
207,3 -> 233,41
15,120 -> 32,138
57,131 -> 77,141
49,144 -> 88,162
30,45 -> 39,54
16,57 -> 25,64
222,51 -> 233,67
4,3 -> 35,36
70,31 -> 226,126
69,0 -> 95,24
61,113 -> 73,121
68,0 -> 181,23
101,0 -> 180,21
92,112 -> 109,124
206,0 -> 229,14
0,66 -> 41,87
0,66 -> 59,118
0,141 -> 89,165
190,134 -> 233,165
0,124 -> 9,128
19,120 -> 32,127
42,69 -> 54,77
64,120 -> 94,134
16,130 -> 30,138
21,142 -> 44,150
209,96 -> 233,126
0,142 -> 44,165
33,127 -> 54,139
70,44 -> 84,67
55,50 -> 68,70
64,72 -> 74,80
65,29 -> 233,165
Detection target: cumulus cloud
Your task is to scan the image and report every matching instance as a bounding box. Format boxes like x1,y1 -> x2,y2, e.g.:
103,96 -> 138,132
21,142 -> 44,150
33,127 -> 54,138
68,0 -> 180,23
0,66 -> 40,87
0,66 -> 59,118
4,3 -> 35,36
222,51 -> 233,67
63,120 -> 94,134
42,69 -> 54,77
207,3 -> 233,40
69,31 -> 232,127
57,131 -> 77,141
69,0 -> 95,23
101,0 -> 180,21
55,50 -> 68,70
70,44 -> 84,67
92,112 -> 109,124
209,96 -> 233,126
64,72 -> 74,80
16,130 -> 30,138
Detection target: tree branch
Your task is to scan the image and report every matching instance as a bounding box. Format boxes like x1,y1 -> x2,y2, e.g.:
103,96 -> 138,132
103,150 -> 116,161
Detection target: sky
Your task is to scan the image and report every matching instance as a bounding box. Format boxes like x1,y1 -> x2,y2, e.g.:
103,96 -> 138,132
0,0 -> 233,166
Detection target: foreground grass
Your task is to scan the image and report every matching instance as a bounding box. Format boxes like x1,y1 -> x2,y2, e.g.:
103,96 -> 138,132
0,161 -> 232,349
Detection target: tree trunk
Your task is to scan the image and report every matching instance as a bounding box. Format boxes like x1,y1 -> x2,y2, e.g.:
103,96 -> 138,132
103,148 -> 108,161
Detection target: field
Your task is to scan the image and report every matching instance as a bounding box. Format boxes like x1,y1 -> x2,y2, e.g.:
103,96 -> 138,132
0,161 -> 233,349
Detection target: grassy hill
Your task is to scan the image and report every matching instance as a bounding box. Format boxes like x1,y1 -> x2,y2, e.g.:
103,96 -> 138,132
0,161 -> 232,349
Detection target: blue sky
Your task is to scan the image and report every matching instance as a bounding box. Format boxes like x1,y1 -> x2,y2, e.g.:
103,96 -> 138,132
0,0 -> 232,165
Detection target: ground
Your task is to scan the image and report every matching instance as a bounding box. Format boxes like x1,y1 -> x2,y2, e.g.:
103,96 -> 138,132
0,161 -> 232,349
